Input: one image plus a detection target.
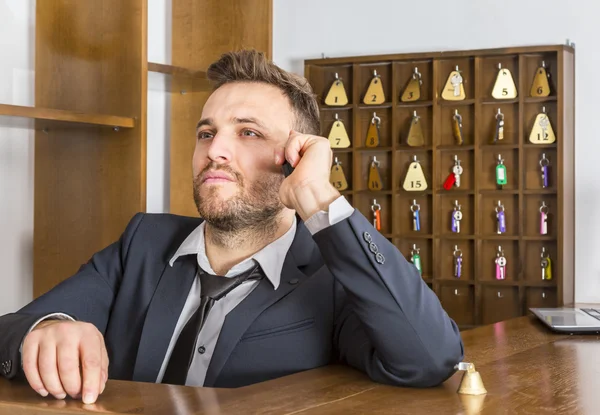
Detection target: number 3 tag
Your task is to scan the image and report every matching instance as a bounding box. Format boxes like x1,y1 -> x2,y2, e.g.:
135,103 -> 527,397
403,156 -> 428,191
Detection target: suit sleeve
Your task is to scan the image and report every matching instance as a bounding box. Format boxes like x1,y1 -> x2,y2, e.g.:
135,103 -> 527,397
0,213 -> 145,380
313,210 -> 464,387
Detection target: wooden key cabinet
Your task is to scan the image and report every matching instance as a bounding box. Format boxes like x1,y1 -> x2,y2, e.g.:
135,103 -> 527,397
305,45 -> 575,329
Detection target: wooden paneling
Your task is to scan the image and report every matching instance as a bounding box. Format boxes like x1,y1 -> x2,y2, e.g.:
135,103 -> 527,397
169,0 -> 273,216
34,0 -> 147,296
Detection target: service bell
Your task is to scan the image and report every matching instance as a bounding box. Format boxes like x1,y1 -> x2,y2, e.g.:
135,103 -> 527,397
456,362 -> 487,395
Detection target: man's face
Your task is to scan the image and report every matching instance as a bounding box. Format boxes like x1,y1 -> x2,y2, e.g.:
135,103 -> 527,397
192,82 -> 295,231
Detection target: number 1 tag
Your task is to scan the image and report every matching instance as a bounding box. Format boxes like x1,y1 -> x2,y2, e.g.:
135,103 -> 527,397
368,157 -> 383,191
407,111 -> 425,147
328,115 -> 351,148
403,157 -> 428,191
324,73 -> 349,106
496,155 -> 507,186
366,113 -> 381,148
329,158 -> 348,191
530,62 -> 551,97
363,70 -> 385,105
492,65 -> 518,99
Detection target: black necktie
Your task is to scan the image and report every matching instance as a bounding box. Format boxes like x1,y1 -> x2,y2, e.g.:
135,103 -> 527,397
161,263 -> 264,385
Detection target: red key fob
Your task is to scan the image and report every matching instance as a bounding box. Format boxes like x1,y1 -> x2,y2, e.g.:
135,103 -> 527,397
443,173 -> 456,190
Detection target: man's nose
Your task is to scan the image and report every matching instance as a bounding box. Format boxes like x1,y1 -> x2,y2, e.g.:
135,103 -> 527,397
206,132 -> 234,164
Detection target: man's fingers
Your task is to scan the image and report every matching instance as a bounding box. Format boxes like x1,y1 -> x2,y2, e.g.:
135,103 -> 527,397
56,340 -> 82,398
38,342 -> 66,399
79,331 -> 103,404
100,341 -> 109,394
22,338 -> 48,397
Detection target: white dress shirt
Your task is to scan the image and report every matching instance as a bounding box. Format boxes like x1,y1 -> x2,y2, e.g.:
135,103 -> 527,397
29,196 -> 355,386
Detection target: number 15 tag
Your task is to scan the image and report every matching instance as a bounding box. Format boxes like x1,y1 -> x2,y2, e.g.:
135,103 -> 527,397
403,156 -> 428,191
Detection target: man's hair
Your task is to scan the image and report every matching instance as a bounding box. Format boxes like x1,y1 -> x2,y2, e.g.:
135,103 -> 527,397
206,49 -> 321,136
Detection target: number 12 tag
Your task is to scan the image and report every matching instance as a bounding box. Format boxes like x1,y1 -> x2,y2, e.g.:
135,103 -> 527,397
403,156 -> 428,191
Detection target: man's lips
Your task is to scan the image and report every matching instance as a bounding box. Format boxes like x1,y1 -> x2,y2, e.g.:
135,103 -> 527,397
201,172 -> 235,184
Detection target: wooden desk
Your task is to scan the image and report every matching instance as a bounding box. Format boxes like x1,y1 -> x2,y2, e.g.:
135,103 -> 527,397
1,315 -> 599,414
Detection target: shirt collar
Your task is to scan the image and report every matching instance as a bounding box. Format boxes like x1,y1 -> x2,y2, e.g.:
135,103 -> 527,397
169,217 -> 297,290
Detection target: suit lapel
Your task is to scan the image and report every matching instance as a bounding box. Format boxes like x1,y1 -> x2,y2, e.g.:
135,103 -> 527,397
203,220 -> 316,386
132,254 -> 197,382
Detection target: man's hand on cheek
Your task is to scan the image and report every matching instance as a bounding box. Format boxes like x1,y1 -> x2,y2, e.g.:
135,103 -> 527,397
275,130 -> 341,221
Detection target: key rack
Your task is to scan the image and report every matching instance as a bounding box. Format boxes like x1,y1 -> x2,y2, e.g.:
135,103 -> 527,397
305,45 -> 575,329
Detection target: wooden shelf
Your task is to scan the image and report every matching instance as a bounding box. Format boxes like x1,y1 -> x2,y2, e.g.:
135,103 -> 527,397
0,103 -> 135,129
148,62 -> 212,92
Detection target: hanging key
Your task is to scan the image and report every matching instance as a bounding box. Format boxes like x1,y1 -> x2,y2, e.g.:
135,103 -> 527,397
368,156 -> 383,191
411,244 -> 422,275
442,66 -> 465,100
495,246 -> 507,280
496,154 -> 507,186
494,109 -> 505,143
451,200 -> 462,233
365,112 -> 381,148
452,155 -> 463,188
496,201 -> 506,234
324,72 -> 349,106
401,67 -> 422,102
453,245 -> 463,278
541,247 -> 553,280
452,109 -> 464,145
371,199 -> 382,231
540,201 -> 549,235
540,153 -> 550,188
410,200 -> 421,231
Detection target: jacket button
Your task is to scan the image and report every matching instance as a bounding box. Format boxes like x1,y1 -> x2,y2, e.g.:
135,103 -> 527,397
198,346 -> 206,354
375,253 -> 385,264
369,242 -> 378,253
363,232 -> 372,243
289,278 -> 299,285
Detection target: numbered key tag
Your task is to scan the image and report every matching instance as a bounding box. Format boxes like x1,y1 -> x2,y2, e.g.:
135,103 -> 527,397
496,201 -> 507,234
492,64 -> 518,99
495,246 -> 507,280
371,199 -> 382,231
368,157 -> 383,191
541,248 -> 553,280
363,70 -> 385,105
330,157 -> 348,191
529,108 -> 556,144
452,110 -> 463,145
540,153 -> 550,188
403,156 -> 428,191
401,67 -> 422,102
324,73 -> 349,106
496,155 -> 507,186
494,109 -> 505,143
366,113 -> 381,148
410,200 -> 421,231
328,114 -> 351,148
540,201 -> 549,235
410,244 -> 422,275
530,61 -> 551,97
442,66 -> 466,101
453,246 -> 463,278
407,111 -> 425,147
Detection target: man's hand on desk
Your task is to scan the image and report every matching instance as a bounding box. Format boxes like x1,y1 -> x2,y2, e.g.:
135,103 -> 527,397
21,320 -> 108,404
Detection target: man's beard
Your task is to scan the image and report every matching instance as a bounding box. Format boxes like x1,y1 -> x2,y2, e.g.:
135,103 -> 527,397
193,163 -> 285,235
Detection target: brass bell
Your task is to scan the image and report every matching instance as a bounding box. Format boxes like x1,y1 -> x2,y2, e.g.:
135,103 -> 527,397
456,362 -> 487,395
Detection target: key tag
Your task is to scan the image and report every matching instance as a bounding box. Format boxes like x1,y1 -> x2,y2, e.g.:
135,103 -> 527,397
451,200 -> 462,234
328,113 -> 351,148
368,156 -> 383,191
529,106 -> 556,144
371,199 -> 382,231
442,65 -> 466,101
330,157 -> 348,191
540,153 -> 550,188
401,67 -> 422,102
410,244 -> 422,275
492,63 -> 518,99
541,247 -> 553,280
443,155 -> 462,190
496,201 -> 507,234
407,110 -> 425,147
363,69 -> 385,105
496,154 -> 507,187
530,61 -> 551,97
452,109 -> 464,145
494,108 -> 505,143
453,245 -> 463,279
403,155 -> 428,191
495,246 -> 507,280
410,199 -> 421,231
324,72 -> 349,106
540,201 -> 549,235
366,112 -> 381,148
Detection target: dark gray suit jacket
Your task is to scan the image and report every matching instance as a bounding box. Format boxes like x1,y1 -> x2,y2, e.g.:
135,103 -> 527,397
0,210 -> 464,388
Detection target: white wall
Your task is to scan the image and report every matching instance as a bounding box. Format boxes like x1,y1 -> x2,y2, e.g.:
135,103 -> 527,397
0,0 -> 36,315
273,0 -> 599,304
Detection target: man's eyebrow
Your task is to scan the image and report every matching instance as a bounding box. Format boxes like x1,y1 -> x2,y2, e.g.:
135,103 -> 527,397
196,118 -> 213,130
233,117 -> 269,131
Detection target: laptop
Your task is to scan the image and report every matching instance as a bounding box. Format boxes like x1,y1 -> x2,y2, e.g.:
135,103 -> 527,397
529,307 -> 600,333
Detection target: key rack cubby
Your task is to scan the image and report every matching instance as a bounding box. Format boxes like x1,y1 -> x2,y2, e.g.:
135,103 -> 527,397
305,45 -> 575,329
